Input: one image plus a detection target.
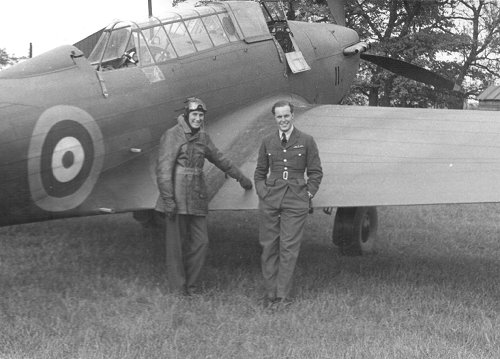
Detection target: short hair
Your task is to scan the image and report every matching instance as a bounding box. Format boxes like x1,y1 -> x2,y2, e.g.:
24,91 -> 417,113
271,100 -> 294,115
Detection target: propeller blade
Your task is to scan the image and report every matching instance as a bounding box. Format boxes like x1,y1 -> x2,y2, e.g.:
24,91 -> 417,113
360,53 -> 461,92
326,0 -> 345,26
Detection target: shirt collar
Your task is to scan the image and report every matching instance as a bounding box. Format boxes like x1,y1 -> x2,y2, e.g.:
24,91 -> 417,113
279,125 -> 294,141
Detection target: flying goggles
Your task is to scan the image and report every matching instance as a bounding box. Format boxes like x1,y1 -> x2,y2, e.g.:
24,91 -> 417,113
185,97 -> 207,113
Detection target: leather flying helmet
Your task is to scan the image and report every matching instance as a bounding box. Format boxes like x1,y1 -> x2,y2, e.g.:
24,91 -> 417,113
184,97 -> 207,114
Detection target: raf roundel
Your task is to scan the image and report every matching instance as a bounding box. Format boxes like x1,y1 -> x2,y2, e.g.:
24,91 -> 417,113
28,105 -> 104,212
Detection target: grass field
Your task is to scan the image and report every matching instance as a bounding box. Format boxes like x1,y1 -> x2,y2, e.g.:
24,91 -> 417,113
0,205 -> 499,358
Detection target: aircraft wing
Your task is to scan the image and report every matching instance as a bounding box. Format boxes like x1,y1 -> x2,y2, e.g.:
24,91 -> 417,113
209,104 -> 500,210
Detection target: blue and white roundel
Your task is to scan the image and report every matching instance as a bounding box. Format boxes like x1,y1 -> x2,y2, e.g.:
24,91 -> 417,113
28,105 -> 104,212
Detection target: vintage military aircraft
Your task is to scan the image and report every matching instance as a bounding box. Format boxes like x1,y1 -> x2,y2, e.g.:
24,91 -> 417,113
2,0 -> 500,255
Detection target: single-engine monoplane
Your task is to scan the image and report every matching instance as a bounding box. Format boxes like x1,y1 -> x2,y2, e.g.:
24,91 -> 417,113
2,0 -> 499,255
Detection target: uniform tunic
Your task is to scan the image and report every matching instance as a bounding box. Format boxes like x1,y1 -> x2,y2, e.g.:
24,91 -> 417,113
254,127 -> 323,300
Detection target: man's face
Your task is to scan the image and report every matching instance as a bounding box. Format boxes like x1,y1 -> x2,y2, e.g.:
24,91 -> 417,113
274,105 -> 294,132
188,111 -> 205,129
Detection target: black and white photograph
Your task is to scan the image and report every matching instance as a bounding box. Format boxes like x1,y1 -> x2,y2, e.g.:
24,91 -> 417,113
1,0 -> 499,357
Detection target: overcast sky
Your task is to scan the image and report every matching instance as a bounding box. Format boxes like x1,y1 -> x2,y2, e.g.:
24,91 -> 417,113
0,0 -> 191,57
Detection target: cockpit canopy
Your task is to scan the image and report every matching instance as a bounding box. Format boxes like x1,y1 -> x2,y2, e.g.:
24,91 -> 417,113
88,1 -> 271,71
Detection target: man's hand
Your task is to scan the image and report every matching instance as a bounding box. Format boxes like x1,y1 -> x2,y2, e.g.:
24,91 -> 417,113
307,192 -> 314,214
165,208 -> 176,219
164,201 -> 177,219
239,176 -> 253,190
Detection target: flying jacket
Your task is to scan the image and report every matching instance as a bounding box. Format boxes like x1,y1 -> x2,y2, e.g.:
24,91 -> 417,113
156,115 -> 247,215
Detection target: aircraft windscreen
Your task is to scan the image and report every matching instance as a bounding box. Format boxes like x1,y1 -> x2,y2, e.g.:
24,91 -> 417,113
88,24 -> 134,68
88,32 -> 110,64
101,27 -> 132,63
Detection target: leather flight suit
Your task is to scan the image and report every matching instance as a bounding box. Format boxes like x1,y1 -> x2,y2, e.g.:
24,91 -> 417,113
156,115 -> 251,294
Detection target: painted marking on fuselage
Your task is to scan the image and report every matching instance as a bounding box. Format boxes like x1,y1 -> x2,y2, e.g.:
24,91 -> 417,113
51,136 -> 85,182
28,105 -> 104,212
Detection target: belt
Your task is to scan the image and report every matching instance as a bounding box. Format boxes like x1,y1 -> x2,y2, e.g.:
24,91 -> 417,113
175,166 -> 203,175
270,170 -> 304,180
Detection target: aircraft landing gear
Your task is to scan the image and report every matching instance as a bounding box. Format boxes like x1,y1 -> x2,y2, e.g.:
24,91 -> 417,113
330,207 -> 378,256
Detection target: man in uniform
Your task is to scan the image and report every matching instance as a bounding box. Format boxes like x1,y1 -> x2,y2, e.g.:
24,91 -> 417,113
156,97 -> 253,296
254,100 -> 323,306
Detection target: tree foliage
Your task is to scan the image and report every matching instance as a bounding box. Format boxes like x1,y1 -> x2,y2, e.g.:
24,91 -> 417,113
294,0 -> 500,108
347,0 -> 464,107
0,48 -> 23,70
446,0 -> 500,96
0,48 -> 10,68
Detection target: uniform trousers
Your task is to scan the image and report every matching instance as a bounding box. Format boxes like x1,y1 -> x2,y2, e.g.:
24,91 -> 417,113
259,189 -> 309,300
165,214 -> 208,294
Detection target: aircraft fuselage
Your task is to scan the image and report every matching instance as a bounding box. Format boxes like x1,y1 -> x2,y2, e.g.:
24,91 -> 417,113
0,2 -> 360,226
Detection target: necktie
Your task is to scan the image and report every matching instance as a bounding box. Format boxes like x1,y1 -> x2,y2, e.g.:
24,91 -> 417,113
281,132 -> 287,146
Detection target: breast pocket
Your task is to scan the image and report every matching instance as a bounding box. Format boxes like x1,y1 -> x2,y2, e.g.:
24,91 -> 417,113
291,148 -> 307,169
267,151 -> 279,167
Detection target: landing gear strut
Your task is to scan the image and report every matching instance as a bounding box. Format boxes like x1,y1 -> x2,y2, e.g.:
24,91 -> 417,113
331,207 -> 378,256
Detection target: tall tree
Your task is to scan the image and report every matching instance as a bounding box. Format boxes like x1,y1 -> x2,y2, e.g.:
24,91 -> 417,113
443,0 -> 500,99
345,0 -> 460,107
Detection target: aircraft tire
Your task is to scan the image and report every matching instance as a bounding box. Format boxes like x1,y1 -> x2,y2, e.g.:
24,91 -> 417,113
332,207 -> 378,256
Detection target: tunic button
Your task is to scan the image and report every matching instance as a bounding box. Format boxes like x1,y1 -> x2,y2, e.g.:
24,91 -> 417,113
283,149 -> 287,153
284,167 -> 288,170
283,159 -> 287,162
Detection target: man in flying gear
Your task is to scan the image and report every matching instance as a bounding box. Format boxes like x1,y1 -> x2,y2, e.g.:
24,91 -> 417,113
254,100 -> 323,308
156,97 -> 253,296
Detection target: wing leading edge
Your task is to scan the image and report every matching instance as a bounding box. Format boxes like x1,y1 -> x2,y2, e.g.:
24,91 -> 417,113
210,104 -> 500,210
